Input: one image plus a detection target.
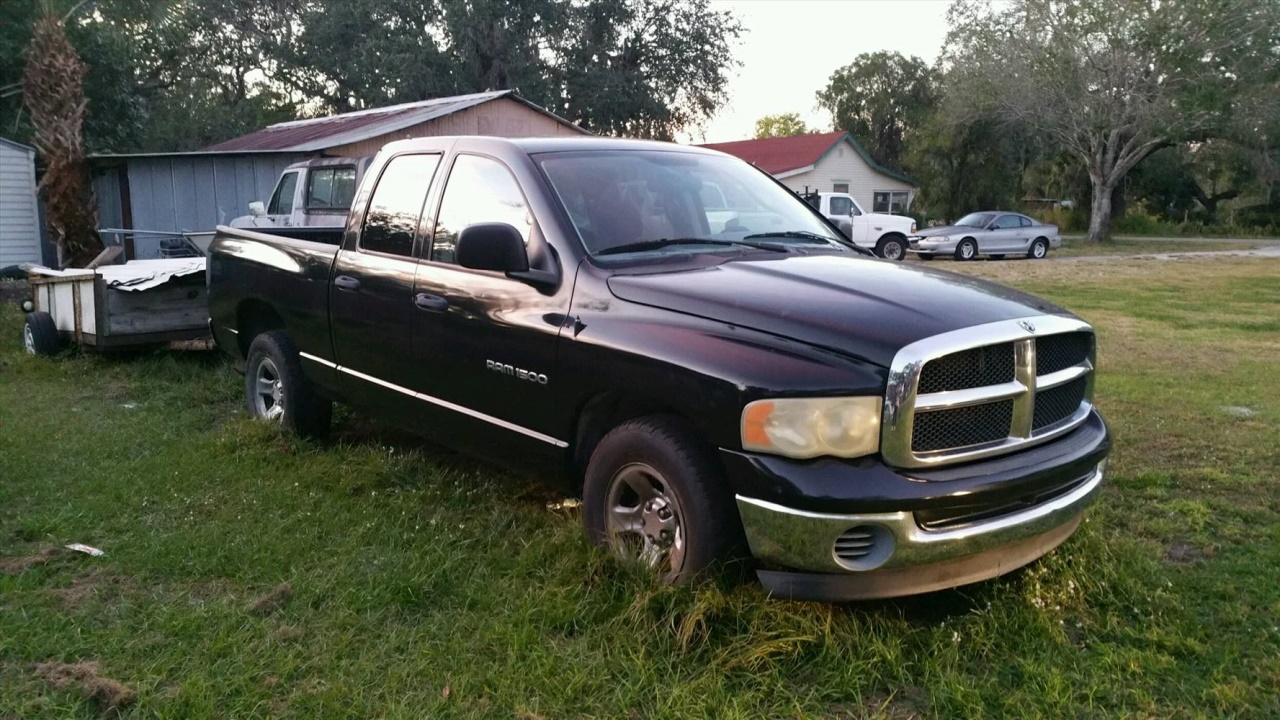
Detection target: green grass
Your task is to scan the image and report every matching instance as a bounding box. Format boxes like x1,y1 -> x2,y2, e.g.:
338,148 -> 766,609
1052,238 -> 1265,257
2,257 -> 1279,718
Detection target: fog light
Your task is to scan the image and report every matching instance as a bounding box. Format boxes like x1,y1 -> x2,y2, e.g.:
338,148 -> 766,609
832,524 -> 895,571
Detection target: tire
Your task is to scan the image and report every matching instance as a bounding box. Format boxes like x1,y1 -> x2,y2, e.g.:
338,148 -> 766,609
990,254 -> 1006,260
954,238 -> 978,261
244,330 -> 332,439
22,311 -> 59,356
1028,237 -> 1050,259
875,235 -> 907,261
582,415 -> 742,584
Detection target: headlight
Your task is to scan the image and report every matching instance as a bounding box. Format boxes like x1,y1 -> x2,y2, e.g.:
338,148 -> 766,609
741,396 -> 881,459
931,236 -> 949,243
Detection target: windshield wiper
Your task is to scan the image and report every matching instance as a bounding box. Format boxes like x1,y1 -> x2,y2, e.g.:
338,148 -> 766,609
595,237 -> 788,256
744,230 -> 875,256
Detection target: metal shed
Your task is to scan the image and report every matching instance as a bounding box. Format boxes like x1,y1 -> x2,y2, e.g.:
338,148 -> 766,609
0,137 -> 43,267
90,90 -> 586,259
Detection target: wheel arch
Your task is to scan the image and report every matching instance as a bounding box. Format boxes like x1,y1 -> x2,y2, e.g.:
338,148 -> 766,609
569,391 -> 710,494
235,299 -> 286,357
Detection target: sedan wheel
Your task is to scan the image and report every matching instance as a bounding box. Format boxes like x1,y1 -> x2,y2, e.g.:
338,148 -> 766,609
1029,238 -> 1049,259
955,239 -> 978,261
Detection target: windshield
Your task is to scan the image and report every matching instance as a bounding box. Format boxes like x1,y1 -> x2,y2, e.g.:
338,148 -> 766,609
955,212 -> 996,228
536,150 -> 848,259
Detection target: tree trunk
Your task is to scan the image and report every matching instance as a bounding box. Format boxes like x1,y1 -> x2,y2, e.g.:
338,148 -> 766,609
1087,180 -> 1114,242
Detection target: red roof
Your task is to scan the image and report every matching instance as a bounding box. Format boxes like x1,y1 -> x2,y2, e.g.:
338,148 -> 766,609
697,131 -> 846,175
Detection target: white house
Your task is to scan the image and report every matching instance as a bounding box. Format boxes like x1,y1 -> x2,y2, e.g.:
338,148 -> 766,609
699,131 -> 917,215
0,137 -> 42,267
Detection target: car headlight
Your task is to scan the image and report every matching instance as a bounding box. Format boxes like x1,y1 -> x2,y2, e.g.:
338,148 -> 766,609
931,236 -> 949,243
741,397 -> 881,459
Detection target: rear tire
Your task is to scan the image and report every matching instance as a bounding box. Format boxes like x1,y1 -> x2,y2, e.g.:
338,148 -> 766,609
1028,238 -> 1050,259
22,311 -> 59,356
582,415 -> 742,584
875,235 -> 907,261
244,331 -> 332,439
954,239 -> 978,261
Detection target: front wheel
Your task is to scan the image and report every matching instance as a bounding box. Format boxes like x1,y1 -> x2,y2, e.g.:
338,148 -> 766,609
875,235 -> 906,261
1028,238 -> 1050,259
582,416 -> 741,584
954,238 -> 978,261
244,331 -> 332,439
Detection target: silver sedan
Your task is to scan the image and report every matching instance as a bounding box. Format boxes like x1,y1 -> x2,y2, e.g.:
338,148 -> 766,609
908,212 -> 1061,261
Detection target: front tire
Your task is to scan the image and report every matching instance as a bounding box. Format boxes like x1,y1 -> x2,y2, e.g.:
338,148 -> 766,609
954,238 -> 978,261
244,331 -> 332,439
22,311 -> 59,356
875,235 -> 906,261
582,416 -> 741,584
1028,238 -> 1050,259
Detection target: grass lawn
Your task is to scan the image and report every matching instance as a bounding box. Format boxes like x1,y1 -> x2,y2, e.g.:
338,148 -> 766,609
2,257 -> 1278,718
1052,238 -> 1266,257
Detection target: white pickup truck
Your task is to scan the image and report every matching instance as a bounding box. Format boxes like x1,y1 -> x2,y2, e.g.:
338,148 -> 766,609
801,192 -> 916,260
230,156 -> 372,233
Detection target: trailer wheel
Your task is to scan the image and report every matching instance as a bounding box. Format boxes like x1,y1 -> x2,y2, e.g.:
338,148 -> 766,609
244,331 -> 332,439
22,311 -> 59,356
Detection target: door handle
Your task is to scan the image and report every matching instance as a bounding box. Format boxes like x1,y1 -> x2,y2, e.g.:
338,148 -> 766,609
334,275 -> 361,291
414,293 -> 449,312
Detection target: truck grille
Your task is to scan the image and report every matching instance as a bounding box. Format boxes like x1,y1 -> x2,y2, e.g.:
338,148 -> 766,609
882,317 -> 1095,468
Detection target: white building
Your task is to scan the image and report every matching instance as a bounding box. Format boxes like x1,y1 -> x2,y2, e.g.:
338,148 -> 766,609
0,137 -> 43,267
699,131 -> 917,214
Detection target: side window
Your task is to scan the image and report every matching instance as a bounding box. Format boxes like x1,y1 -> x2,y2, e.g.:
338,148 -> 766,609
268,172 -> 298,215
994,215 -> 1021,229
360,154 -> 442,257
829,196 -> 853,216
1019,216 -> 1034,228
306,166 -> 358,209
431,155 -> 532,265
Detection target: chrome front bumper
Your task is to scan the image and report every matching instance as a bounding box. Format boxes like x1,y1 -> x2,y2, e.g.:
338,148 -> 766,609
737,462 -> 1104,579
908,237 -> 958,254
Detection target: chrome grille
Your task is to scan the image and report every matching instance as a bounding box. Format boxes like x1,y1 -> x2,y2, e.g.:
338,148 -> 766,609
912,400 -> 1013,453
917,342 -> 1015,393
881,316 -> 1096,468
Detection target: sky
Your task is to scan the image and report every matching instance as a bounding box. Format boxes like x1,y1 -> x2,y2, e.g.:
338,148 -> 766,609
691,0 -> 953,144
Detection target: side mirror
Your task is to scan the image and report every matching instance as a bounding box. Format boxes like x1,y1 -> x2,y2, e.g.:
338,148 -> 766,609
456,223 -> 530,273
249,201 -> 266,217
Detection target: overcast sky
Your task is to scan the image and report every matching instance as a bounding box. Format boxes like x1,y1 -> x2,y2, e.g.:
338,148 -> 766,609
690,0 -> 953,143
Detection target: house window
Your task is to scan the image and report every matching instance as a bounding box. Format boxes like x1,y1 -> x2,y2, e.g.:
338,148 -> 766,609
873,191 -> 911,214
832,182 -> 850,194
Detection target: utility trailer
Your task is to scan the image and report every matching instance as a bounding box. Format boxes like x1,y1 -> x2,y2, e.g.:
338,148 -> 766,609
21,258 -> 209,355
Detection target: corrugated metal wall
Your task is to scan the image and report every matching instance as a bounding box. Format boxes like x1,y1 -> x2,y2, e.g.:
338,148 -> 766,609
92,153 -> 310,258
0,139 -> 42,266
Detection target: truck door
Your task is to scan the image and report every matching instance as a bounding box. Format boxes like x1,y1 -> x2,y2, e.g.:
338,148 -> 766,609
329,153 -> 444,419
832,195 -> 868,245
410,152 -> 572,461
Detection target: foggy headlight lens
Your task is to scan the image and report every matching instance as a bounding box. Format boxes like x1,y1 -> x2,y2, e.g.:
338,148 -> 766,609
741,397 -> 882,459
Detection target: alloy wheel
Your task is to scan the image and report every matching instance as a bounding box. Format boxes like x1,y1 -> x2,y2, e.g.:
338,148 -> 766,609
253,356 -> 285,421
605,462 -> 687,575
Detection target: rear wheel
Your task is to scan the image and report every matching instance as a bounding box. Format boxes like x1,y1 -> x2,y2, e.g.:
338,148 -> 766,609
244,331 -> 332,439
22,311 -> 59,356
954,238 -> 978,261
875,235 -> 906,261
582,416 -> 741,584
1028,238 -> 1049,259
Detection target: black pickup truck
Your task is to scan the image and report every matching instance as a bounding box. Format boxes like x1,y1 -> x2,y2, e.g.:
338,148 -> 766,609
207,136 -> 1110,601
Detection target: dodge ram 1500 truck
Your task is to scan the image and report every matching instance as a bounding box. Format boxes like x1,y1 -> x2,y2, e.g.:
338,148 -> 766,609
207,136 -> 1110,601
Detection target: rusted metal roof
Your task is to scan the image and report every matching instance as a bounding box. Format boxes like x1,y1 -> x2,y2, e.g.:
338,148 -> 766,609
203,90 -> 586,152
698,131 -> 916,185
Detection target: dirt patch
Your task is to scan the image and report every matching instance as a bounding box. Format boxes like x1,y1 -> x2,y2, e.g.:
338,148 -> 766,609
1164,542 -> 1214,565
248,582 -> 293,615
34,661 -> 136,716
829,689 -> 925,719
0,546 -> 59,574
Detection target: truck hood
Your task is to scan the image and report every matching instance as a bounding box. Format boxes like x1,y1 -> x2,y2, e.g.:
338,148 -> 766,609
862,212 -> 913,229
606,254 -> 1069,367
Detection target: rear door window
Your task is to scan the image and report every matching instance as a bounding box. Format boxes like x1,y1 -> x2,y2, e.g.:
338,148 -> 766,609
267,172 -> 299,215
306,166 -> 358,209
360,154 -> 443,257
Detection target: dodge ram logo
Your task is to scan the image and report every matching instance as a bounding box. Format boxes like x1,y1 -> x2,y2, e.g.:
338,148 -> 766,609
1018,320 -> 1037,334
486,360 -> 548,385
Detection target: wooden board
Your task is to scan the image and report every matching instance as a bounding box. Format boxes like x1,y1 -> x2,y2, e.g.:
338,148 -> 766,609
102,274 -> 208,337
